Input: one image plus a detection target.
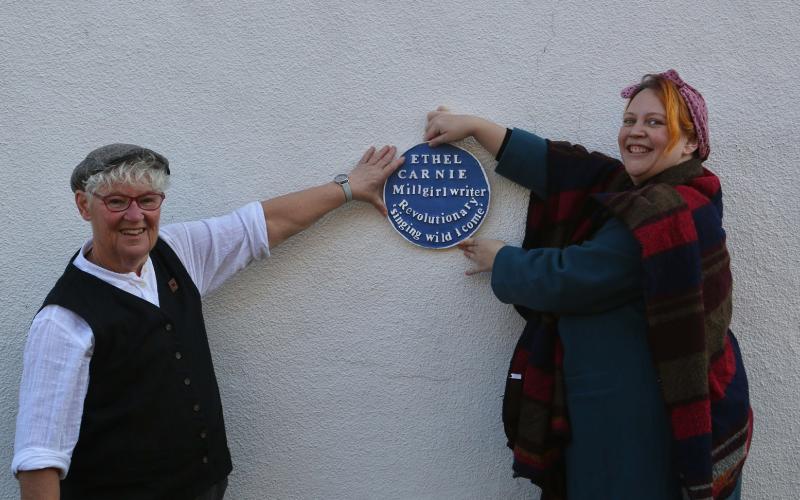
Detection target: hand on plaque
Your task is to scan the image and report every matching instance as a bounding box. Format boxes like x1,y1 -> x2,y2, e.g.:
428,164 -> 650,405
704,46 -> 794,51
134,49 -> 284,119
424,106 -> 480,147
348,145 -> 404,216
458,238 -> 506,275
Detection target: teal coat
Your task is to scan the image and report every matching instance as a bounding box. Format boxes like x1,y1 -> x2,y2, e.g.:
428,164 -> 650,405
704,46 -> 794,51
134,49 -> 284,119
491,129 -> 684,499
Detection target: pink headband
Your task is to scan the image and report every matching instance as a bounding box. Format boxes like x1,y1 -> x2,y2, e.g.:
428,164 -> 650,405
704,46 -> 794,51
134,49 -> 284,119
621,69 -> 710,160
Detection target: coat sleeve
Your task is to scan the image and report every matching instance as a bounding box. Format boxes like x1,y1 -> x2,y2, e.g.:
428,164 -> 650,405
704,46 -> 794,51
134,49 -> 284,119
491,217 -> 642,314
495,128 -> 624,198
495,128 -> 549,197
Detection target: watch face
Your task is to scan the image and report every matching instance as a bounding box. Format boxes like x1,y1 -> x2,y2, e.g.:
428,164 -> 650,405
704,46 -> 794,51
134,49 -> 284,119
334,174 -> 349,184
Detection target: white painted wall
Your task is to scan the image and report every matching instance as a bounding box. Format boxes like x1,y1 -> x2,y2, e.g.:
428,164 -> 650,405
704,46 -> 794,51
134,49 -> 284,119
2,1 -> 798,498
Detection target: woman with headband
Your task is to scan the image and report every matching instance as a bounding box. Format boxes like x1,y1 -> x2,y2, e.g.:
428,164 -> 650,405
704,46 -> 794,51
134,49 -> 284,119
425,70 -> 753,499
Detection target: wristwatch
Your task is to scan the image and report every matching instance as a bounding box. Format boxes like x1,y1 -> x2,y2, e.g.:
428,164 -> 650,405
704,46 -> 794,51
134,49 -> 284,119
334,174 -> 352,202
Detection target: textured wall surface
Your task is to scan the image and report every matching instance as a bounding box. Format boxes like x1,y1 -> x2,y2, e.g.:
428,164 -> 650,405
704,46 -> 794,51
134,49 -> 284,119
2,1 -> 798,498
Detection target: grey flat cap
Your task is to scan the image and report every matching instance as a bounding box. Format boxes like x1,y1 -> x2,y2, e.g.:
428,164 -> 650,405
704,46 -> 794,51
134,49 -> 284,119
71,143 -> 170,192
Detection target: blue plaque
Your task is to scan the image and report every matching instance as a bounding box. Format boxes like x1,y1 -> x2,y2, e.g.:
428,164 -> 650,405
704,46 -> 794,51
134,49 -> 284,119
383,143 -> 490,249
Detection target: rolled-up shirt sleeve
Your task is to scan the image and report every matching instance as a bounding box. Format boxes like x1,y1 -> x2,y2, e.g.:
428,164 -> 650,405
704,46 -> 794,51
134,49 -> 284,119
160,201 -> 270,296
13,307 -> 94,478
491,217 -> 642,314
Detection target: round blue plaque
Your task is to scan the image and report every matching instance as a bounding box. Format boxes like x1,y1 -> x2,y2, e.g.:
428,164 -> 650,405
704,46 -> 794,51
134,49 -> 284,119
383,143 -> 490,249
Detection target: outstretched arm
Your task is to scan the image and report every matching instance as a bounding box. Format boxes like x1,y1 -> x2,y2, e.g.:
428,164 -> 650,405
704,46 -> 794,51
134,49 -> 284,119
262,145 -> 404,248
18,468 -> 59,500
459,218 -> 642,314
424,106 -> 507,156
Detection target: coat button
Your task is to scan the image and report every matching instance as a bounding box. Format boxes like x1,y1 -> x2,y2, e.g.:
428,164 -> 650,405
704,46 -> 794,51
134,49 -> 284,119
200,430 -> 207,439
165,323 -> 173,332
193,403 -> 201,412
202,456 -> 209,464
175,352 -> 182,360
184,377 -> 191,386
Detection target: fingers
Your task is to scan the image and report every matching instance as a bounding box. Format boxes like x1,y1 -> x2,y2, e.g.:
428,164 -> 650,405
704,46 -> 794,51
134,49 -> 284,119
349,146 -> 403,207
458,240 -> 476,259
426,110 -> 444,121
365,145 -> 398,167
425,107 -> 451,144
457,238 -> 476,249
359,146 -> 375,164
423,121 -> 438,141
426,105 -> 450,121
425,120 -> 449,146
368,145 -> 390,164
427,133 -> 449,147
383,156 -> 405,175
424,108 -> 458,146
376,145 -> 396,164
459,238 -> 485,275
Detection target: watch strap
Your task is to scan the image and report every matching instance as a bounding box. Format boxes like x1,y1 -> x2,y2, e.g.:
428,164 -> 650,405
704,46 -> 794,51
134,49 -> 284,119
334,174 -> 352,202
340,180 -> 353,202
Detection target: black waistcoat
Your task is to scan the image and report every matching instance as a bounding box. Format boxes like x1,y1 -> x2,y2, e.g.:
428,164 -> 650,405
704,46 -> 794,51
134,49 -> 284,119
42,239 -> 232,500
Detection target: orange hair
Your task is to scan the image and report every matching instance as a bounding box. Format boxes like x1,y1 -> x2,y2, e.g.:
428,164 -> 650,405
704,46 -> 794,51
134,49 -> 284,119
629,75 -> 697,155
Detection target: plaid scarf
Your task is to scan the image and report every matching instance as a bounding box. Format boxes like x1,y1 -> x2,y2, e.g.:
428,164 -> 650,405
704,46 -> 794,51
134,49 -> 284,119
502,141 -> 753,500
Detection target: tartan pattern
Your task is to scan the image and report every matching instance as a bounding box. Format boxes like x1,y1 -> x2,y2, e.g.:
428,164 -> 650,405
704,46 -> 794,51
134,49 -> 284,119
503,141 -> 752,499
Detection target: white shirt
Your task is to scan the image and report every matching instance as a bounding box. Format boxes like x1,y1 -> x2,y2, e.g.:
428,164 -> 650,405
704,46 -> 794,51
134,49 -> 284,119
12,202 -> 269,478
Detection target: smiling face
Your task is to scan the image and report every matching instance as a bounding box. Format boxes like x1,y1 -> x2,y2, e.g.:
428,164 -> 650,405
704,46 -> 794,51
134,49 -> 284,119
618,88 -> 698,185
76,182 -> 162,275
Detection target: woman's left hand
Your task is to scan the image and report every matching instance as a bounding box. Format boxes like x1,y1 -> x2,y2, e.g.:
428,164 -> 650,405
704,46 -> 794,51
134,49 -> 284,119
458,238 -> 506,275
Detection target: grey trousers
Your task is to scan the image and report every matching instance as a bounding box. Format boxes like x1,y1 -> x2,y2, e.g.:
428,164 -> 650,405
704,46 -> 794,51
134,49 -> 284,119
195,477 -> 228,500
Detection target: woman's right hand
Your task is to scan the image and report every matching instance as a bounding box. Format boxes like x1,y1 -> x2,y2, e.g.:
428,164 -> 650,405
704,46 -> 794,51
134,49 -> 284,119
424,106 -> 507,156
424,106 -> 479,147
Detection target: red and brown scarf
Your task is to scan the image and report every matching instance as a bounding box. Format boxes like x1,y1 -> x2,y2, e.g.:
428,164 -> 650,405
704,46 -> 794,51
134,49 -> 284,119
502,141 -> 752,500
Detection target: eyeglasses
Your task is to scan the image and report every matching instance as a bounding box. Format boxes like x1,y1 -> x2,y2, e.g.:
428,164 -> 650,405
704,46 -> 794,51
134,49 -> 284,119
96,192 -> 165,212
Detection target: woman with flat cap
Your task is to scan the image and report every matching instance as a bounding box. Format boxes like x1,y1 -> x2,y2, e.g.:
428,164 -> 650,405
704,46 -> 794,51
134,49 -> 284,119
13,142 -> 403,499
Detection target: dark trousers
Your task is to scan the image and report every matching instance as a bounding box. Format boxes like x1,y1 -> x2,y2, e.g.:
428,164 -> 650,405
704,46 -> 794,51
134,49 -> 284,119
195,477 -> 228,500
